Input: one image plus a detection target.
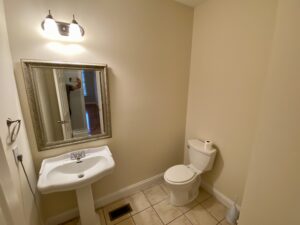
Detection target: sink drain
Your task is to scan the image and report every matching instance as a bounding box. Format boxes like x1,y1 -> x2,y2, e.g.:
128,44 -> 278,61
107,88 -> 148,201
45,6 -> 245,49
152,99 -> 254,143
78,174 -> 84,179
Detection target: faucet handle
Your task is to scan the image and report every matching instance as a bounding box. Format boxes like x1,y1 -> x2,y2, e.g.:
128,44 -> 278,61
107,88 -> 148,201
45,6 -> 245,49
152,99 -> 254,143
70,152 -> 77,160
79,151 -> 85,158
70,151 -> 85,160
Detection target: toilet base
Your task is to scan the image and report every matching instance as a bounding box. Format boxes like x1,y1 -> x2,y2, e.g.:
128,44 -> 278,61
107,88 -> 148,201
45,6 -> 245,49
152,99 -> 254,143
167,177 -> 201,206
169,187 -> 199,206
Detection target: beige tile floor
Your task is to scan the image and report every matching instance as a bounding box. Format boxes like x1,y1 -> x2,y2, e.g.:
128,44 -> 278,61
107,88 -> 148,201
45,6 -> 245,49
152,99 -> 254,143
59,182 -> 229,225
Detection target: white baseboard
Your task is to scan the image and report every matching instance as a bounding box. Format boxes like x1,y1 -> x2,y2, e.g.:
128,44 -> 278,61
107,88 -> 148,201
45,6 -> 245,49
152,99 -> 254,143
47,173 -> 239,225
47,208 -> 79,225
94,173 -> 164,208
46,173 -> 164,225
201,180 -> 241,210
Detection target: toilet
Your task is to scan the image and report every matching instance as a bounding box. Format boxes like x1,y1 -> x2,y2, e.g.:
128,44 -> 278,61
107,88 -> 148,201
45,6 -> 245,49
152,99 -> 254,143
164,139 -> 217,206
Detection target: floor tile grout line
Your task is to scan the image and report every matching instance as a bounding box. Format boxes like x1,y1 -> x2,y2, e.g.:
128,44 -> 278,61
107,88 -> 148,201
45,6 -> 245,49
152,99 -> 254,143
181,201 -> 200,215
140,185 -> 165,223
181,200 -> 222,224
113,216 -> 133,225
201,205 -> 223,223
182,205 -> 197,225
159,183 -> 168,195
200,199 -> 225,223
152,200 -> 183,224
130,204 -> 152,217
131,205 -> 152,218
163,213 -> 183,225
152,205 -> 168,225
131,214 -> 137,225
205,209 -> 224,223
184,213 -> 195,225
131,205 -> 166,225
141,190 -> 168,207
196,195 -> 213,204
128,191 -> 152,216
219,218 -> 229,224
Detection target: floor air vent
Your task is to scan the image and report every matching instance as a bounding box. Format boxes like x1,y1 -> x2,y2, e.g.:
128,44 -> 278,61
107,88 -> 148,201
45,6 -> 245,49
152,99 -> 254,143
109,203 -> 132,221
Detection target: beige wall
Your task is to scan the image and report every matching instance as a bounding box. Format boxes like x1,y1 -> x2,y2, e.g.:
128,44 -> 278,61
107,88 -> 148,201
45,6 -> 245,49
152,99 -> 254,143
185,0 -> 278,204
3,0 -> 193,219
0,0 -> 40,224
239,1 -> 300,224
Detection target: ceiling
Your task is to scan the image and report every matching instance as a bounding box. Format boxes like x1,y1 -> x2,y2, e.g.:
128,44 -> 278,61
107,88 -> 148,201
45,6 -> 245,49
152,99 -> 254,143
174,0 -> 204,7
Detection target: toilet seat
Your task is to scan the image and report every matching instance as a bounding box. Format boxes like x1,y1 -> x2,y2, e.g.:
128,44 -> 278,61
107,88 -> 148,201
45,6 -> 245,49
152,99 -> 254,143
165,165 -> 196,184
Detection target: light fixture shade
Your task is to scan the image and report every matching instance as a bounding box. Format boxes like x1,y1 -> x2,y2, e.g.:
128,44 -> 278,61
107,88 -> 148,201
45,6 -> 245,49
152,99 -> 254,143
42,10 -> 59,37
69,22 -> 82,40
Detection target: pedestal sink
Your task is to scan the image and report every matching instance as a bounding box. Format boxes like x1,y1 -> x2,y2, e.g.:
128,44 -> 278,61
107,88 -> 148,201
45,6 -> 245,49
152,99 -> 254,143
37,146 -> 115,225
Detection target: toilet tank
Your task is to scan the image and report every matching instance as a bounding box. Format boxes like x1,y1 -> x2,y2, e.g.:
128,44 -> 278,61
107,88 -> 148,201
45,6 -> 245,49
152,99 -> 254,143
187,139 -> 217,172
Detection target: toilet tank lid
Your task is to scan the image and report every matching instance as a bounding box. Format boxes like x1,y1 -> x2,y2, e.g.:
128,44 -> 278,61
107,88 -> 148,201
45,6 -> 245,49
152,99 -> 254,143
188,139 -> 216,155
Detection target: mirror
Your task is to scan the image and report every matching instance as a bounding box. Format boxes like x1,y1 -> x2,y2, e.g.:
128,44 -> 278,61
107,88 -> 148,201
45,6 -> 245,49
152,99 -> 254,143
21,60 -> 111,151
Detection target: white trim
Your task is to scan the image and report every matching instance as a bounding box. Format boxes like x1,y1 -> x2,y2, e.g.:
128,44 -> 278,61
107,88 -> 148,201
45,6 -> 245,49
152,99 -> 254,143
72,129 -> 89,138
46,173 -> 164,225
46,209 -> 78,225
95,71 -> 104,134
46,173 -> 241,225
94,173 -> 163,207
201,180 -> 241,210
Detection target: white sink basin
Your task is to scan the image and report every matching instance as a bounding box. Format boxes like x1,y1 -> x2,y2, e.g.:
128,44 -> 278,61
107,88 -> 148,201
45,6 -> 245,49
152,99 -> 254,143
37,146 -> 115,225
38,145 -> 115,194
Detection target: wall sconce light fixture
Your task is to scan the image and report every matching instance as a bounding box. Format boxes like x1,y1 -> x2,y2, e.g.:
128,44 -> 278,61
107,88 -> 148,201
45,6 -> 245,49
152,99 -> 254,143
41,10 -> 85,41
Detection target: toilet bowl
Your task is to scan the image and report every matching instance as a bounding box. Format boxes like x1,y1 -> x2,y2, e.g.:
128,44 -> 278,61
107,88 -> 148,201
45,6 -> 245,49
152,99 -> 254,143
164,164 -> 202,206
164,139 -> 216,206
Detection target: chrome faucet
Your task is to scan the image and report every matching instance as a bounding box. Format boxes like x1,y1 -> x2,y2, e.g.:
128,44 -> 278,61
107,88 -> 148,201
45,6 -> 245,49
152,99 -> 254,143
70,151 -> 86,161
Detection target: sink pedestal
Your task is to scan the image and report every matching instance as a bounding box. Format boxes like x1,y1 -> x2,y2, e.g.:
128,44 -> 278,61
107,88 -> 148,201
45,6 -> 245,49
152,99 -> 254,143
76,185 -> 100,225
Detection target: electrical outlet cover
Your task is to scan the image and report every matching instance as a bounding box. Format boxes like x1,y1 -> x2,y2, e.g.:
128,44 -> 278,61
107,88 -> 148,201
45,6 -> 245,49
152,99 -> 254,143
12,145 -> 19,165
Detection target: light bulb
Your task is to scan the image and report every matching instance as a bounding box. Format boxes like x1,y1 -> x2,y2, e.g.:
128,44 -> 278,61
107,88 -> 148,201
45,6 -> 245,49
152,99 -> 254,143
42,10 -> 59,38
69,22 -> 82,40
68,15 -> 83,41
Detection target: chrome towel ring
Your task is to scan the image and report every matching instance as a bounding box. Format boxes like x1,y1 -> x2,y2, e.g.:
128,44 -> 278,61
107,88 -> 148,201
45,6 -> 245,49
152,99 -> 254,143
6,118 -> 21,144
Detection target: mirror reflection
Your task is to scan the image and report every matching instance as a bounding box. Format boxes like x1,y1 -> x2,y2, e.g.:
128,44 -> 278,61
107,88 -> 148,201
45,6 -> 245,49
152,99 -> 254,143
33,68 -> 105,142
22,60 -> 111,151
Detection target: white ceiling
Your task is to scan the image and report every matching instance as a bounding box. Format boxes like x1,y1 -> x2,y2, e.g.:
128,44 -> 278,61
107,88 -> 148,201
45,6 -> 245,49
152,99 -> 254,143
174,0 -> 204,7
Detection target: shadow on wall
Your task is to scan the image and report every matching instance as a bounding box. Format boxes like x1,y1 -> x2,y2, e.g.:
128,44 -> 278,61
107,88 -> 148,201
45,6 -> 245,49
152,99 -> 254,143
202,144 -> 224,186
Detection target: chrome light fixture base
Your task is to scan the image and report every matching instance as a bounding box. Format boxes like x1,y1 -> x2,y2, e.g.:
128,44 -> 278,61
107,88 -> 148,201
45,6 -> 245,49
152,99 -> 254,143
41,10 -> 85,38
41,20 -> 85,37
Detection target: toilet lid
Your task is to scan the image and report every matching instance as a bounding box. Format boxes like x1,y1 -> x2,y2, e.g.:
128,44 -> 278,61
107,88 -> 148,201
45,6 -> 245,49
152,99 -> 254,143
165,165 -> 196,183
